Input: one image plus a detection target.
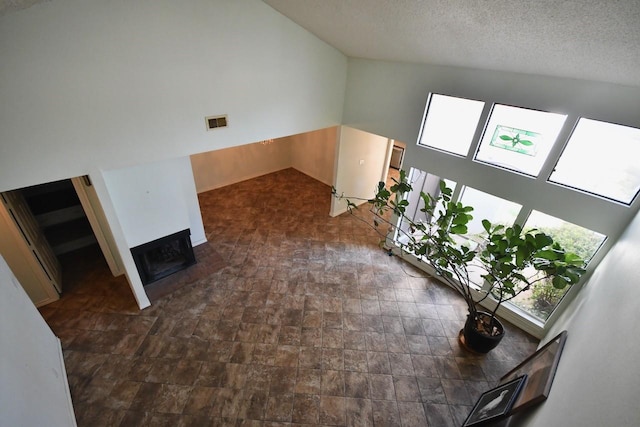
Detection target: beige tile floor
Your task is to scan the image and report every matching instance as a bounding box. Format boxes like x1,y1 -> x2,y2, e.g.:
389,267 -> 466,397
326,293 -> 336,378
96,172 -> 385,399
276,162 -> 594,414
39,168 -> 538,426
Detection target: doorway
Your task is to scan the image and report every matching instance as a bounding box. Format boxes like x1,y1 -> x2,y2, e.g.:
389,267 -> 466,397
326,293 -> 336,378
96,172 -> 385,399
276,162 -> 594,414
0,176 -> 122,304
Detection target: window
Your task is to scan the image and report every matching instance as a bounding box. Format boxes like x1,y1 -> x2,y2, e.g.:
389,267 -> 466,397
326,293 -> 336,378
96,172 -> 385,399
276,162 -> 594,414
475,104 -> 567,176
508,210 -> 606,320
405,92 -> 634,333
418,94 -> 485,156
549,118 -> 640,204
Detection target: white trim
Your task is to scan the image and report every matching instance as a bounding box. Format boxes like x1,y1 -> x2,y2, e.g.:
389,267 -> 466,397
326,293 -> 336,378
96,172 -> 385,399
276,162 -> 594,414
191,237 -> 208,247
0,201 -> 59,305
55,336 -> 78,426
71,177 -> 123,276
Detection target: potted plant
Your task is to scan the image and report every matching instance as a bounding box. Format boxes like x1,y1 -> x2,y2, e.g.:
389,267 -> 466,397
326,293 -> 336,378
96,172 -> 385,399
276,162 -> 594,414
333,170 -> 586,353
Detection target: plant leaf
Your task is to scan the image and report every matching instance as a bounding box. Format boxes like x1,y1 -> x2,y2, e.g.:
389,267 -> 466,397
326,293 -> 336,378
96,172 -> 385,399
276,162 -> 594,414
450,225 -> 468,234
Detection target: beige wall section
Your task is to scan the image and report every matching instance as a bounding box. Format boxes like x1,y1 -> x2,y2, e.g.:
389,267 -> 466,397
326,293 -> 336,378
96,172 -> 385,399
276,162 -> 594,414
191,127 -> 338,194
71,177 -> 123,276
0,204 -> 58,306
290,127 -> 338,186
191,139 -> 293,193
330,126 -> 391,217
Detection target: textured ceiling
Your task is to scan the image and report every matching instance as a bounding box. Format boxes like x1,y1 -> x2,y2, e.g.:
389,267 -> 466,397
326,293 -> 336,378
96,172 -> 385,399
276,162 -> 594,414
2,1 -> 639,87
264,0 -> 640,87
0,0 -> 47,16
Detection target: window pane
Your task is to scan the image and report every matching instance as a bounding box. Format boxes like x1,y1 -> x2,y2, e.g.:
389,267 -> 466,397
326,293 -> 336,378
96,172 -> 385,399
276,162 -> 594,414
475,104 -> 567,176
397,168 -> 457,241
458,186 -> 522,238
549,118 -> 640,204
457,187 -> 522,287
509,210 -> 606,320
418,94 -> 485,156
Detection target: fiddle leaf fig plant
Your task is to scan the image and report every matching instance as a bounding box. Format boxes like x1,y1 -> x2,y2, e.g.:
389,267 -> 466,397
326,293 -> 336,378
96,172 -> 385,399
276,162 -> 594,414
333,170 -> 586,339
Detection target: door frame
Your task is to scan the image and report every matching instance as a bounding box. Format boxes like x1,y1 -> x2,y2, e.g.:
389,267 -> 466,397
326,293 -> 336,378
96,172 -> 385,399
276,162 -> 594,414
0,174 -> 125,306
0,199 -> 59,306
71,177 -> 123,276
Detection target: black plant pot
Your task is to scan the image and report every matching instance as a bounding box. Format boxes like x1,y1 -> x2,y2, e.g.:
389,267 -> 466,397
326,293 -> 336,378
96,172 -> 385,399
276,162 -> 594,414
461,312 -> 504,354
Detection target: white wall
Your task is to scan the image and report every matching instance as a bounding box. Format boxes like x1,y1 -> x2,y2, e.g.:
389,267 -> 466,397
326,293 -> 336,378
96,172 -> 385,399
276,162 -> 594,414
0,255 -> 76,427
103,156 -> 205,248
330,126 -> 390,217
509,209 -> 640,427
290,127 -> 339,186
0,0 -> 347,193
342,59 -> 640,241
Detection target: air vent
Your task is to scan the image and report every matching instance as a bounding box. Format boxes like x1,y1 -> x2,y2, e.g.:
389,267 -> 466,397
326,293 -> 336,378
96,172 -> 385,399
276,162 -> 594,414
205,115 -> 228,131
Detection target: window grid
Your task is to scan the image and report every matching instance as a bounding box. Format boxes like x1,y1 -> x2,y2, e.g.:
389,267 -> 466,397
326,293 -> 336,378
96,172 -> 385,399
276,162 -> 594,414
406,93 -> 640,325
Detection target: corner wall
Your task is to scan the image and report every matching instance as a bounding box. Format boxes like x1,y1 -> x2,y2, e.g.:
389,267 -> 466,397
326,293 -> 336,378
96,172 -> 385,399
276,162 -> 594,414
290,127 -> 339,186
511,209 -> 640,427
330,126 -> 390,217
190,127 -> 339,193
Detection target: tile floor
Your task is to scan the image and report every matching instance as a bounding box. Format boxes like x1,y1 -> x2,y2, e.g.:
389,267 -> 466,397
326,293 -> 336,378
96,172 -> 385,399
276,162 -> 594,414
39,168 -> 538,426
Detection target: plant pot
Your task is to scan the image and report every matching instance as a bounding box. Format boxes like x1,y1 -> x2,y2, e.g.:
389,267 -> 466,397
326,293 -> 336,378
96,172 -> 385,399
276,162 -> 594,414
460,312 -> 505,354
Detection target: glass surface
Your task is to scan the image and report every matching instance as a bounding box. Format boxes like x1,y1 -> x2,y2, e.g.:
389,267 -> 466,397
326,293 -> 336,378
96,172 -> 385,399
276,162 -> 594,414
549,118 -> 640,204
508,210 -> 606,320
418,94 -> 485,156
475,104 -> 567,176
458,186 -> 522,238
397,168 -> 457,241
457,187 -> 522,287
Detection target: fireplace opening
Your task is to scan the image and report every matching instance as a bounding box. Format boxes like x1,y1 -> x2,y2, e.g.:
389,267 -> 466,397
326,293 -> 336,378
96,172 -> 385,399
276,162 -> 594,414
130,229 -> 196,286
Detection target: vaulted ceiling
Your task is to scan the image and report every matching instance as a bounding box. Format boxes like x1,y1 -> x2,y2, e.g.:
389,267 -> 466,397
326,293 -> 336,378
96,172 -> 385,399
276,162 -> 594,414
264,0 -> 640,87
2,0 -> 639,87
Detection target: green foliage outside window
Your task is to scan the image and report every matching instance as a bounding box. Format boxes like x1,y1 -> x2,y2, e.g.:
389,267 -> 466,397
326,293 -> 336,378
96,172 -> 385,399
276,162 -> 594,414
518,223 -> 604,319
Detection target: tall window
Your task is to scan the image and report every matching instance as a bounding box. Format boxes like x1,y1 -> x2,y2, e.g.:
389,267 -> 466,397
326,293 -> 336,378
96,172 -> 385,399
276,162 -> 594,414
508,211 -> 606,320
417,94 -> 485,156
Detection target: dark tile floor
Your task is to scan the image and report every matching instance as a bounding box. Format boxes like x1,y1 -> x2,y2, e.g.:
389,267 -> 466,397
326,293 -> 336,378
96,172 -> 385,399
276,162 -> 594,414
39,168 -> 538,426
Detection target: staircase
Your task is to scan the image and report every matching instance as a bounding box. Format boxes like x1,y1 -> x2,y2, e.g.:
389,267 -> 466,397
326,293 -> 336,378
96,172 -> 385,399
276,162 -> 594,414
21,179 -> 97,255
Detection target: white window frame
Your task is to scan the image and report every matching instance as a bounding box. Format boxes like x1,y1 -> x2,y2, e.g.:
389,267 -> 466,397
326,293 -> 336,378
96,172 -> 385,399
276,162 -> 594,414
407,95 -> 640,338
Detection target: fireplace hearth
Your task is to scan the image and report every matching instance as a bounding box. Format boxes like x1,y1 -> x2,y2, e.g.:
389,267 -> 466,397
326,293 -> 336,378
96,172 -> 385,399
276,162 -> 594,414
130,229 -> 196,286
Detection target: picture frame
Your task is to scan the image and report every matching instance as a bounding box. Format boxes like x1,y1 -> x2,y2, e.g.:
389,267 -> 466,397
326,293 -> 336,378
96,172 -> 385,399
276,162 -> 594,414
462,375 -> 527,426
498,330 -> 568,413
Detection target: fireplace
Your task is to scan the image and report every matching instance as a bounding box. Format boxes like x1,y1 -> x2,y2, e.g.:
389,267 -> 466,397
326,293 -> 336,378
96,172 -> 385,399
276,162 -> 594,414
130,229 -> 196,286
